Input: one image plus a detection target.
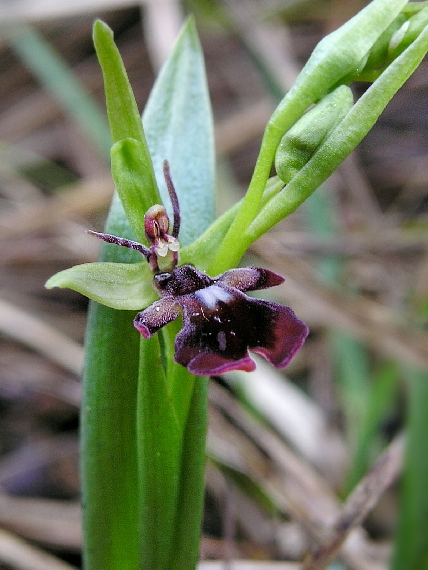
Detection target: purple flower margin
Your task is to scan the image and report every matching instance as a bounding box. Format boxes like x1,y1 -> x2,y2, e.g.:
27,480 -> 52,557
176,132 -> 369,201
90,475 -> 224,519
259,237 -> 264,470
134,264 -> 309,376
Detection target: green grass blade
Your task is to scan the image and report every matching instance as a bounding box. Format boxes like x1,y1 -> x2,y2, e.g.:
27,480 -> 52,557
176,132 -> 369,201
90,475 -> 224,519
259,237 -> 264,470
347,360 -> 400,491
5,23 -> 111,159
392,367 -> 428,569
303,190 -> 370,491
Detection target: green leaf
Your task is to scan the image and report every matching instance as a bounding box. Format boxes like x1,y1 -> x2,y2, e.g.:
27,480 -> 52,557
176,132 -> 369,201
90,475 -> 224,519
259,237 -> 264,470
208,0 -> 408,274
137,336 -> 181,570
81,302 -> 141,570
142,17 -> 215,247
45,261 -> 155,310
79,200 -> 144,570
79,21 -> 160,568
245,19 -> 428,247
169,377 -> 209,570
135,17 -> 215,570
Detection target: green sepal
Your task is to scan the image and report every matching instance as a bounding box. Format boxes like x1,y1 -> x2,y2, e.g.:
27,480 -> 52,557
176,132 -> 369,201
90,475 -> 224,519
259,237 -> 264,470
111,138 -> 161,243
45,261 -> 155,310
275,86 -> 354,185
392,366 -> 428,569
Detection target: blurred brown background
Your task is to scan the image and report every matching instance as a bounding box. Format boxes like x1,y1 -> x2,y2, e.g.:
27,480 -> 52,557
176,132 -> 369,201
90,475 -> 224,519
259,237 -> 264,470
0,1 -> 427,568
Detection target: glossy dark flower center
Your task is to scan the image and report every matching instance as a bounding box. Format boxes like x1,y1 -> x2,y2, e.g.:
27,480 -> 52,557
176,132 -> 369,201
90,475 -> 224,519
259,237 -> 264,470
154,265 -> 212,296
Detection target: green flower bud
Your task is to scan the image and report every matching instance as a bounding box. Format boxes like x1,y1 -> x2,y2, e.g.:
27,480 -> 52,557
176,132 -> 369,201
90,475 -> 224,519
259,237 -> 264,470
362,14 -> 407,72
389,6 -> 428,59
357,5 -> 428,79
275,85 -> 354,184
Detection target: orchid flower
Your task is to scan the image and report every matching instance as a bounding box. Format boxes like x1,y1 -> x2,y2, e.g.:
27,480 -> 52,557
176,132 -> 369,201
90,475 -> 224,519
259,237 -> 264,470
85,160 -> 308,376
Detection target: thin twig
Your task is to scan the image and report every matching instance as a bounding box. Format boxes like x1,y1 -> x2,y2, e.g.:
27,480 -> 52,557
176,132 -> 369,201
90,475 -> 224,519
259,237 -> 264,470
303,435 -> 404,570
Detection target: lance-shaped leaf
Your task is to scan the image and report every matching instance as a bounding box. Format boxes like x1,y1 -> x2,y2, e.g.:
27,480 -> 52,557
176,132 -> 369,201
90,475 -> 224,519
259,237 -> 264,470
136,17 -> 215,570
143,17 -> 215,247
77,21 -> 161,570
